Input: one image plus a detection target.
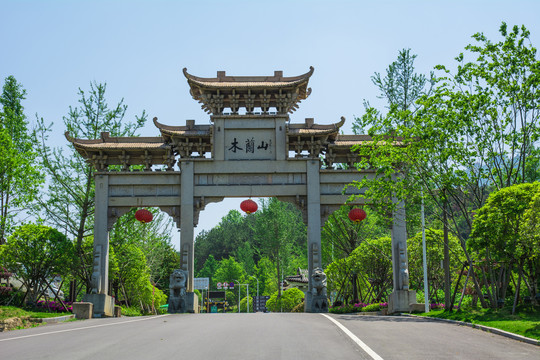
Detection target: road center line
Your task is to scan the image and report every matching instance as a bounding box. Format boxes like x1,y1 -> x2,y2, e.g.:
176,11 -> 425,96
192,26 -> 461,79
321,313 -> 384,360
0,314 -> 170,342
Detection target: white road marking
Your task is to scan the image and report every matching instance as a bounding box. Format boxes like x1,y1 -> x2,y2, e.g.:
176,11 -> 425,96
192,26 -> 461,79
0,314 -> 170,342
321,313 -> 384,360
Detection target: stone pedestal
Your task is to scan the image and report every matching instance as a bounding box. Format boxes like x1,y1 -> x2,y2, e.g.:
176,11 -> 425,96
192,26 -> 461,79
186,292 -> 199,313
388,290 -> 417,314
83,294 -> 115,317
305,293 -> 328,313
72,302 -> 93,319
169,292 -> 199,314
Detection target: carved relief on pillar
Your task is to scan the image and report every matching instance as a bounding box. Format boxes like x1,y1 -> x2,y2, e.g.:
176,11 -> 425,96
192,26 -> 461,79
180,244 -> 190,272
90,245 -> 102,294
108,207 -> 132,231
311,243 -> 321,269
399,241 -> 410,290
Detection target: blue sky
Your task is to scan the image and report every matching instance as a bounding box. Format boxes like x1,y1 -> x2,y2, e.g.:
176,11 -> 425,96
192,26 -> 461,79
2,0 -> 539,246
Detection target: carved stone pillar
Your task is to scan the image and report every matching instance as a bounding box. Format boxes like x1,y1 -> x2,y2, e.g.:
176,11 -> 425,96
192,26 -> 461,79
83,173 -> 114,317
388,199 -> 417,314
180,161 -> 195,293
305,159 -> 328,312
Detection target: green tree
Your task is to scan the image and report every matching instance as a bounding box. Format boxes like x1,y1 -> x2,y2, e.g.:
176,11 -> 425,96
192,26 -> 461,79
350,23 -> 540,310
321,206 -> 388,302
354,48 -> 434,133
349,236 -> 392,303
252,198 -> 306,299
0,76 -> 42,244
35,82 -> 146,289
194,210 -> 254,271
407,229 -> 463,302
520,189 -> 540,303
109,208 -> 177,291
214,256 -> 246,287
197,254 -> 219,286
0,223 -> 73,304
469,182 -> 540,311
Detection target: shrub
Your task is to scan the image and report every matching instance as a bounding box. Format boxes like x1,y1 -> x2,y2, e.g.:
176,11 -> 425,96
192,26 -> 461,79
329,304 -> 356,314
239,296 -> 253,312
361,303 -> 381,312
266,288 -> 304,312
121,305 -> 142,316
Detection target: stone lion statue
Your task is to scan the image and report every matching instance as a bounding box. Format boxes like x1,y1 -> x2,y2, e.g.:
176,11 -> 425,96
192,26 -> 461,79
310,267 -> 328,312
169,269 -> 187,313
312,267 -> 327,297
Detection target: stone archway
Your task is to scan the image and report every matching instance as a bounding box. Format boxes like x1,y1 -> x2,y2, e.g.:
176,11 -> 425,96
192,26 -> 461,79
67,67 -> 416,316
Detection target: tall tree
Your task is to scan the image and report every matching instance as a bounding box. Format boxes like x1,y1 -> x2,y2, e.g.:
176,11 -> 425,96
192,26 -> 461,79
351,23 -> 540,310
321,206 -> 388,302
35,82 -> 146,288
252,198 -> 306,299
0,76 -> 42,244
0,223 -> 73,304
354,48 -> 434,134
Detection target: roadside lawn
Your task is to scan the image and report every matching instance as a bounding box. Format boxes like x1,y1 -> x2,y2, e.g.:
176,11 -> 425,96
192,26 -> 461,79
419,306 -> 540,341
0,305 -> 71,320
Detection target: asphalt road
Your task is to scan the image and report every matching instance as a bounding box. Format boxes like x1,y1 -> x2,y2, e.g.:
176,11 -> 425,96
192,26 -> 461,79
0,313 -> 537,360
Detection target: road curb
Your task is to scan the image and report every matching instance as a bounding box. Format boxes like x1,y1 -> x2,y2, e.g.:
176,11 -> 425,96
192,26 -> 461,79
30,314 -> 76,324
401,313 -> 540,347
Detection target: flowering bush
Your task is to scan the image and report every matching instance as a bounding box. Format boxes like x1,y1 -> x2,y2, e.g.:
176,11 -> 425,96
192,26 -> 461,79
0,286 -> 13,294
35,300 -> 73,313
430,303 -> 445,309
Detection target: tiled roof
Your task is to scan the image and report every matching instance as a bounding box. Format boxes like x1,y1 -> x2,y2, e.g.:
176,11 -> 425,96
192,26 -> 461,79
153,117 -> 212,137
288,117 -> 345,136
285,268 -> 309,284
183,67 -> 314,88
65,132 -> 169,151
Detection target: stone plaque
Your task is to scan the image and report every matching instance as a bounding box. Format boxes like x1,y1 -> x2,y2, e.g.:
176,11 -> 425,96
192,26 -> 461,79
224,129 -> 275,160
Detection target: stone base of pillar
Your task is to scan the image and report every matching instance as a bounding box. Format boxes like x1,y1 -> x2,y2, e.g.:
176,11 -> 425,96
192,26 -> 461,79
169,292 -> 199,314
304,293 -> 328,313
388,290 -> 417,314
186,292 -> 199,313
82,293 -> 115,318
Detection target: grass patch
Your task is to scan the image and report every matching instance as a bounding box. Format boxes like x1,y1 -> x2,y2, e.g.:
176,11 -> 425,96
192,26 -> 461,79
418,306 -> 540,341
0,306 -> 71,320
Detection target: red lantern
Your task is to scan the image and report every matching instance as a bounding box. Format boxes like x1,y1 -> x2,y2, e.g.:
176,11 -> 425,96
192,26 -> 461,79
240,199 -> 258,214
135,209 -> 153,223
348,208 -> 366,223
